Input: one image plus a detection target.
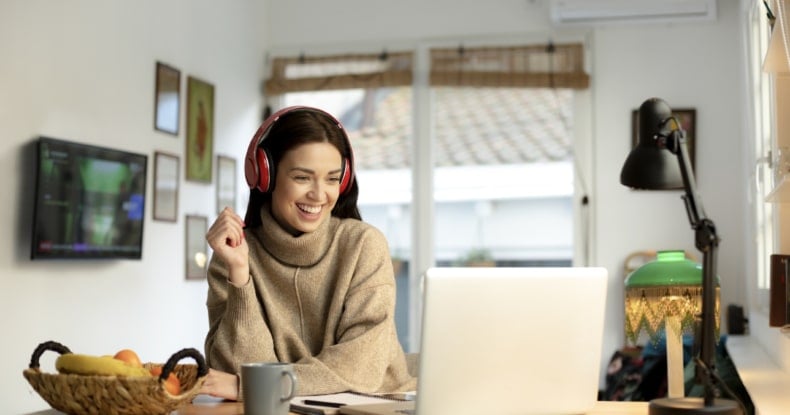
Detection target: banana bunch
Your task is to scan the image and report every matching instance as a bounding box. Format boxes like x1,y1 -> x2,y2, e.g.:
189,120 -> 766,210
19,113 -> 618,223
56,354 -> 150,377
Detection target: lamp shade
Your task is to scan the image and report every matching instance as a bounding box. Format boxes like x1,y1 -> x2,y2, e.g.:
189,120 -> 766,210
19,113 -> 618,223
624,250 -> 720,344
620,98 -> 684,190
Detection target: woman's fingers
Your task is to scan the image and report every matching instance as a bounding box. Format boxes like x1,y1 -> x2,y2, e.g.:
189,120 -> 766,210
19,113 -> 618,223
206,208 -> 245,249
205,208 -> 250,273
200,368 -> 240,401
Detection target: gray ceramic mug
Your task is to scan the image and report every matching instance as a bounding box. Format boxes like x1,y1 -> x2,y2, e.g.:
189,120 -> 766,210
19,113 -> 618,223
241,362 -> 297,415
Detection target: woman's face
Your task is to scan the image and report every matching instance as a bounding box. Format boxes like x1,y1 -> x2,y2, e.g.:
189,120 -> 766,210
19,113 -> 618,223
271,141 -> 343,235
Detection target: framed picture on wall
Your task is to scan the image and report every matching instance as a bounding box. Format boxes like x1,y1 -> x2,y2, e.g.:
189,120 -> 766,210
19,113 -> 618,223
631,108 -> 697,174
216,155 -> 237,214
185,214 -> 208,280
185,76 -> 214,183
153,62 -> 181,135
153,151 -> 179,222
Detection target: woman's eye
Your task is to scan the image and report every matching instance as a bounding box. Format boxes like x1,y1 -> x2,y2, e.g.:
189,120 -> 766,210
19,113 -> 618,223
328,177 -> 341,183
293,175 -> 310,182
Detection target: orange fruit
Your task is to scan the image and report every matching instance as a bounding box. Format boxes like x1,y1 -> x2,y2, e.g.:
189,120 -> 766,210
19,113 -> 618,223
150,366 -> 181,395
113,349 -> 142,367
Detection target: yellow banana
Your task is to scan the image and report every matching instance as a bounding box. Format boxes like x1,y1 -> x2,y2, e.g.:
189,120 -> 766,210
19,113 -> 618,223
55,354 -> 150,377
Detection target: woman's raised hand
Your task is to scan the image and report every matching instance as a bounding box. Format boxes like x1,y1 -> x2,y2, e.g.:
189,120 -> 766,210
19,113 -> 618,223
206,207 -> 250,285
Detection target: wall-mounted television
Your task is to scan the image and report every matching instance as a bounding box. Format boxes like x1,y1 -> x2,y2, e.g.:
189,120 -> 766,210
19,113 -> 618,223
30,137 -> 148,260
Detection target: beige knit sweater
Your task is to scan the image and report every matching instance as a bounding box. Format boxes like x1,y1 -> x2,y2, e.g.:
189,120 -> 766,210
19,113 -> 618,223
204,206 -> 417,396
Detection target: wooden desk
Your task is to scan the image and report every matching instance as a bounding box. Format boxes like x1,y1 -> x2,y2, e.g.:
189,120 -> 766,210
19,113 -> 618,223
586,401 -> 649,414
173,400 -> 241,415
169,400 -> 649,415
27,398 -> 649,414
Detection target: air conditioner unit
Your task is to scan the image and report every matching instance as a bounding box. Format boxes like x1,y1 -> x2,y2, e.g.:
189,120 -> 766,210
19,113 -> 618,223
549,0 -> 718,26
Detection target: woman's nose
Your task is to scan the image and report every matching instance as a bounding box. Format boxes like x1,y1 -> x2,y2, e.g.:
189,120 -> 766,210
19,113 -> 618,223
307,181 -> 325,200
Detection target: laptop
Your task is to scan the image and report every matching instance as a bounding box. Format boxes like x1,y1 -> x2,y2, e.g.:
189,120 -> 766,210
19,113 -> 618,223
340,266 -> 608,415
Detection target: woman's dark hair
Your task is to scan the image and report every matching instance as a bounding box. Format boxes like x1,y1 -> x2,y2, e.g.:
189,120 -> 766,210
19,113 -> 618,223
244,109 -> 361,228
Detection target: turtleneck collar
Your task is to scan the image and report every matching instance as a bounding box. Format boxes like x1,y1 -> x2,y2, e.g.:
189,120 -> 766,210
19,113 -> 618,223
258,204 -> 338,267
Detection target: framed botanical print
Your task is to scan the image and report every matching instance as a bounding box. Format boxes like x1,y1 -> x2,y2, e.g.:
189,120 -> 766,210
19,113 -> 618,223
185,76 -> 214,182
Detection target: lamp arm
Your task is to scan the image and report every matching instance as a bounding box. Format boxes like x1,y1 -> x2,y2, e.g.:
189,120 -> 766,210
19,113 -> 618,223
664,125 -> 705,226
665,124 -> 721,406
697,245 -> 719,406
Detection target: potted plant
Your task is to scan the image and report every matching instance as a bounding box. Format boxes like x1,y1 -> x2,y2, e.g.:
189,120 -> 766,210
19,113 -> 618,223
460,248 -> 495,267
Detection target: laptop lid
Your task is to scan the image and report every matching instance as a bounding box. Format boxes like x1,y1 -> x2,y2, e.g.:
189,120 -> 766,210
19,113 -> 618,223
415,266 -> 608,415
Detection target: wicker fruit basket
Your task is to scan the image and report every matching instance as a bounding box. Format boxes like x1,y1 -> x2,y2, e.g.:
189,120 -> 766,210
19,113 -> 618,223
23,340 -> 209,415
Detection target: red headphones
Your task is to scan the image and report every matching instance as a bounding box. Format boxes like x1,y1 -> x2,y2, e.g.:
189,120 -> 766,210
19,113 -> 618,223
244,106 -> 354,194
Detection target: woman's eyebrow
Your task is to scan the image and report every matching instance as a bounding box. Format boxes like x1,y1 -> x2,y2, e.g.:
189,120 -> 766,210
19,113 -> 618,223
288,167 -> 342,175
288,167 -> 314,174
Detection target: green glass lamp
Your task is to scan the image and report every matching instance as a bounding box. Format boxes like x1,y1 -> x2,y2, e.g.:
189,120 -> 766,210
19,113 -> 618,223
624,250 -> 721,400
625,250 -> 720,343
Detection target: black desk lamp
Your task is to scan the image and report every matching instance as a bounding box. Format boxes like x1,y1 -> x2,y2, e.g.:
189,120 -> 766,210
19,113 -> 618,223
620,97 -> 742,415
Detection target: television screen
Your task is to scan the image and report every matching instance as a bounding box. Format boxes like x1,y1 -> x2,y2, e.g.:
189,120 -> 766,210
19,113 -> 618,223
31,137 -> 148,260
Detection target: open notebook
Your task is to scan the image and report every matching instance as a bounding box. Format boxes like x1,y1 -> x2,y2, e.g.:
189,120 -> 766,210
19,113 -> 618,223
338,266 -> 609,415
291,392 -> 414,415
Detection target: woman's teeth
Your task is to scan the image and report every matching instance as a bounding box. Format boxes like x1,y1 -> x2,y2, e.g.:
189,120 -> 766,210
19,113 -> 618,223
298,204 -> 321,214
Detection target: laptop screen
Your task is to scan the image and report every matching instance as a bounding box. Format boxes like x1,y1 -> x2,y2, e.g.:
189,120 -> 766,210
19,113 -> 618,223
415,266 -> 608,415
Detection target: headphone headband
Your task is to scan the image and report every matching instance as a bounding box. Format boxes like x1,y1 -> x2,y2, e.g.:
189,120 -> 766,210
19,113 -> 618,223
243,106 -> 355,194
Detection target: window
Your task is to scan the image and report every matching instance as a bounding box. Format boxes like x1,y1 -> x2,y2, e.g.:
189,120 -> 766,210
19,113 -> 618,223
747,2 -> 775,300
430,87 -> 574,268
745,0 -> 776,310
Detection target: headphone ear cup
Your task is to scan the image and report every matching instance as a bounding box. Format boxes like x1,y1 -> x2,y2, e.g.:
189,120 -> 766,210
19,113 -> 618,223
339,158 -> 353,195
256,148 -> 275,192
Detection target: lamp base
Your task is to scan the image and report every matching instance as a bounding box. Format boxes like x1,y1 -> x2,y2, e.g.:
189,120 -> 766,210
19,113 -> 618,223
649,397 -> 742,415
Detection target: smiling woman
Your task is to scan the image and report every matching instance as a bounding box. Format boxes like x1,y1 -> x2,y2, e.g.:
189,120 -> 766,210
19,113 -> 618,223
201,106 -> 416,400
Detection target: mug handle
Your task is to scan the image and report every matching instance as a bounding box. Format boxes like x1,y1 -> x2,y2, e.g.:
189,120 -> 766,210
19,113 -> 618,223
280,370 -> 297,402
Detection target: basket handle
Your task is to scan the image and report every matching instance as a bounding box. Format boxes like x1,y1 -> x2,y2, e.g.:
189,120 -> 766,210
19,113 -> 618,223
159,347 -> 208,381
29,340 -> 72,369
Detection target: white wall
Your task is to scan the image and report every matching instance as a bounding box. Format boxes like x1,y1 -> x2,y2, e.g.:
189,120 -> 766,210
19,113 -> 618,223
266,0 -> 559,54
266,0 -> 751,389
0,1 -> 266,413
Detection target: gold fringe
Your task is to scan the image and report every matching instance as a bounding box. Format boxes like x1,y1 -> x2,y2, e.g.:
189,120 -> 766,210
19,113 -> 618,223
624,286 -> 720,345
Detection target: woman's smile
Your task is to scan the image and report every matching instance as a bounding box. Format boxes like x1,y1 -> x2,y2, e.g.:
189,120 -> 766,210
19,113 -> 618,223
271,142 -> 342,235
297,203 -> 322,215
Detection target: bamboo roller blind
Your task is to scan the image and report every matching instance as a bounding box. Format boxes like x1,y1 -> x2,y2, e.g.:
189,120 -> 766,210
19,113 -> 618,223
430,43 -> 589,89
264,52 -> 414,95
264,43 -> 589,94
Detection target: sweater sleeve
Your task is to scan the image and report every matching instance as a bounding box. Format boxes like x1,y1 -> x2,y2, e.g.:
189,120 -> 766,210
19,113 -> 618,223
290,229 -> 416,395
204,255 -> 278,375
